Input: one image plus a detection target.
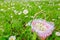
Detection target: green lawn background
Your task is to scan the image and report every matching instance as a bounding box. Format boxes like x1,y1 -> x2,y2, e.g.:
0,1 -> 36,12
0,0 -> 60,40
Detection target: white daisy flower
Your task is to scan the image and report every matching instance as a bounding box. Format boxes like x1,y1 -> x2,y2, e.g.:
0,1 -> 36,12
55,32 -> 60,36
23,9 -> 28,15
9,36 -> 16,40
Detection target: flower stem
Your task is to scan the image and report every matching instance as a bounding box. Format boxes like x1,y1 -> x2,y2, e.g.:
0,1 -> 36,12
40,37 -> 45,40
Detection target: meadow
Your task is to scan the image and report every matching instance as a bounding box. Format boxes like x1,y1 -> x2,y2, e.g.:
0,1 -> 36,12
0,0 -> 60,40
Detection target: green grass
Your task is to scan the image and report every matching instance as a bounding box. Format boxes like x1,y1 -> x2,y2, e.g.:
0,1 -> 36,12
0,0 -> 60,40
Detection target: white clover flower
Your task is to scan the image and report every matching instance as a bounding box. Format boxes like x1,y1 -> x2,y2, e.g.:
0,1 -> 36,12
55,32 -> 60,36
9,36 -> 16,40
23,9 -> 28,15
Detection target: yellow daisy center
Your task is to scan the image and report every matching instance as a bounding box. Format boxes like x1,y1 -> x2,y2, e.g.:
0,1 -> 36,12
35,23 -> 47,31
